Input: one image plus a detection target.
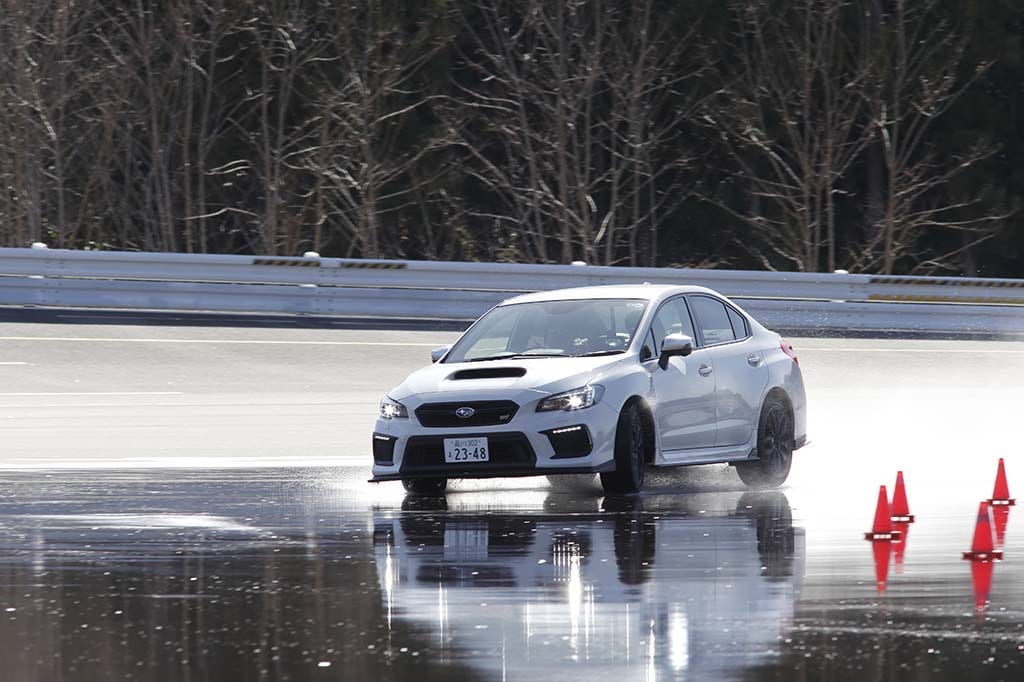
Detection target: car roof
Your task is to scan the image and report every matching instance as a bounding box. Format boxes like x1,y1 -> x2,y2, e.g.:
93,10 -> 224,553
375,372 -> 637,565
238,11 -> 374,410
500,284 -> 718,305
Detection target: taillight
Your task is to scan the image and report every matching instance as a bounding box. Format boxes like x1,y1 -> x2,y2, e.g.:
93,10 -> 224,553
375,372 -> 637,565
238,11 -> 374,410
780,340 -> 799,365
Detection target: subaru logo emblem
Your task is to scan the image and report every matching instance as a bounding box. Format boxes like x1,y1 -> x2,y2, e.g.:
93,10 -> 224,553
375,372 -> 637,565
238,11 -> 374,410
455,406 -> 475,419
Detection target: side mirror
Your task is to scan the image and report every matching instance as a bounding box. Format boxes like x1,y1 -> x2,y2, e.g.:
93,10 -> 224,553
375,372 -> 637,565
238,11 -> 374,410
430,345 -> 450,363
658,333 -> 693,370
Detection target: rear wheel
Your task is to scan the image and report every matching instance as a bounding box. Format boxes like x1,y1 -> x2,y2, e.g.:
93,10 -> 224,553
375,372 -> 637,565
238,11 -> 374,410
401,477 -> 448,496
736,395 -> 793,489
600,403 -> 647,495
737,492 -> 796,577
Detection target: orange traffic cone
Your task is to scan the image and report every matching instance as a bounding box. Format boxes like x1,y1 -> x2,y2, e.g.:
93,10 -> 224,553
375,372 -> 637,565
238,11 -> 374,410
892,521 -> 910,574
988,458 -> 1016,507
971,559 -> 995,615
872,538 -> 892,595
890,471 -> 915,523
962,501 -> 1003,562
864,485 -> 901,541
992,504 -> 1010,548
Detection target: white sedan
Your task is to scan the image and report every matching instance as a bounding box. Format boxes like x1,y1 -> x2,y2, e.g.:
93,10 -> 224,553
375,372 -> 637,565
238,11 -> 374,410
370,284 -> 807,495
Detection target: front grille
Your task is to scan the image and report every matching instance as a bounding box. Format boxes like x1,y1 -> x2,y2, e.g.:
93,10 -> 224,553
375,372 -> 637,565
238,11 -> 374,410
401,432 -> 536,474
415,401 -> 519,428
415,564 -> 517,588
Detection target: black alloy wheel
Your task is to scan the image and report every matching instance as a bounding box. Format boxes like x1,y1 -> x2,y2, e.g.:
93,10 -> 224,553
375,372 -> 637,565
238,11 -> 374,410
603,495 -> 656,584
401,477 -> 448,496
736,396 -> 794,489
600,403 -> 647,495
737,492 -> 796,577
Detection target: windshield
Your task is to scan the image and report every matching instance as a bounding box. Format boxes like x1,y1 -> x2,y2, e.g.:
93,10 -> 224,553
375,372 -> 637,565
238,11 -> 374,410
445,299 -> 648,363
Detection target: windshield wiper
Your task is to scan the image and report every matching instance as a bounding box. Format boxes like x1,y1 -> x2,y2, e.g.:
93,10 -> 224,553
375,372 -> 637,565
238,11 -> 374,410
465,352 -> 566,362
467,350 -> 625,361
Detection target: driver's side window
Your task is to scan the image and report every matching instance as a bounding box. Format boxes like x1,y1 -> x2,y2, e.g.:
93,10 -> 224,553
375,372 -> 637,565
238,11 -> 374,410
644,298 -> 696,360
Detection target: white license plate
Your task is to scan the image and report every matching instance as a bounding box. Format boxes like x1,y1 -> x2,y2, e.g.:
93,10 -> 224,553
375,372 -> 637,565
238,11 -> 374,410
443,437 -> 489,464
443,526 -> 489,560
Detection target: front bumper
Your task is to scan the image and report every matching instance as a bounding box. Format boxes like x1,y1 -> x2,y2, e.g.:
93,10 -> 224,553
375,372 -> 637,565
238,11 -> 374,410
370,460 -> 615,482
369,400 -> 619,481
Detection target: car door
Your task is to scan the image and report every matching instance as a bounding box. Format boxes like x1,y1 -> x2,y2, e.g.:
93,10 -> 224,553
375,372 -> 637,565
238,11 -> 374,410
642,297 -> 717,452
688,295 -> 769,447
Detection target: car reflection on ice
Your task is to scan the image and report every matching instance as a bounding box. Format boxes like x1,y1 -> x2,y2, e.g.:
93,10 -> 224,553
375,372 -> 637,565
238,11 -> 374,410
372,491 -> 805,678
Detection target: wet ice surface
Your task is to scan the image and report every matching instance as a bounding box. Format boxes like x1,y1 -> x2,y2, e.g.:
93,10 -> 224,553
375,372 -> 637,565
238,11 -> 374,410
1,322 -> 1023,680
0,467 -> 1022,682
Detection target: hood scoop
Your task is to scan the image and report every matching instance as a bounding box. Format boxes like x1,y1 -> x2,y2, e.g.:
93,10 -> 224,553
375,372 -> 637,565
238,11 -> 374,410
449,367 -> 527,381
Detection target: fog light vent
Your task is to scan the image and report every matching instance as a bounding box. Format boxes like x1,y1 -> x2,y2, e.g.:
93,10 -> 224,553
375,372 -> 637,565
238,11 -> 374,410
543,425 -> 592,459
372,433 -> 397,464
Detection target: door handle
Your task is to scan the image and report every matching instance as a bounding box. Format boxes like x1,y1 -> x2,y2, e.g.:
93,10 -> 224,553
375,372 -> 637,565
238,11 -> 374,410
698,364 -> 713,377
747,354 -> 761,367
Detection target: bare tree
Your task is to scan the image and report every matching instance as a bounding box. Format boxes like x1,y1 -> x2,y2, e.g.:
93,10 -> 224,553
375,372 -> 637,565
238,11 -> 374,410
0,0 -> 43,245
292,1 -> 453,259
173,0 -> 242,253
602,0 -> 707,266
855,0 -> 1005,274
705,0 -> 873,272
87,0 -> 201,251
0,0 -> 1014,276
0,0 -> 109,247
237,0 -> 331,255
453,0 -> 703,266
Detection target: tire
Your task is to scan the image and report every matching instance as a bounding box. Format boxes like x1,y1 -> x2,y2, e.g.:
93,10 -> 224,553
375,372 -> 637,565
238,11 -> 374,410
736,395 -> 794,489
400,495 -> 448,513
603,496 -> 655,584
401,477 -> 448,496
737,492 -> 796,578
600,403 -> 647,495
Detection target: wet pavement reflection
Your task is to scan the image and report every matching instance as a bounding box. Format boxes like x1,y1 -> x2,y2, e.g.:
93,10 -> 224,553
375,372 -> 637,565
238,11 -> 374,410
0,467 -> 1021,681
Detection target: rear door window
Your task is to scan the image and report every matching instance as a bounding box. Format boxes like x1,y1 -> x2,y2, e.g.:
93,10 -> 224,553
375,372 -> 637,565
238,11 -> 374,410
690,296 -> 737,346
727,307 -> 750,339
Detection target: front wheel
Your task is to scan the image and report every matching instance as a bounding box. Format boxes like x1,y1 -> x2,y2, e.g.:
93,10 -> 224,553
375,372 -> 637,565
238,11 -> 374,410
736,395 -> 794,489
600,403 -> 647,495
401,477 -> 448,496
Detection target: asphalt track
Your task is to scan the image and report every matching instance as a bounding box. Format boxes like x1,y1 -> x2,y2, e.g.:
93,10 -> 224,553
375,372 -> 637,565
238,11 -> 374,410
1,318 -> 1024,681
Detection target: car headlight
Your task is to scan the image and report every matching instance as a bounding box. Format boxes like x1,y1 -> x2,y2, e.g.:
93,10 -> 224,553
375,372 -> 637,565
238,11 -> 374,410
379,396 -> 408,419
536,385 -> 605,412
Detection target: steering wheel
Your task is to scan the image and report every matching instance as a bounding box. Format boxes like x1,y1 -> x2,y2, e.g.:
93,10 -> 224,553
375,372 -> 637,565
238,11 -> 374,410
594,333 -> 626,349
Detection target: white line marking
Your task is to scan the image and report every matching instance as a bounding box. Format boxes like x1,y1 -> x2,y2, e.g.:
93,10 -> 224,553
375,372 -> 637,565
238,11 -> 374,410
0,336 -> 441,347
0,362 -> 30,365
0,391 -> 184,396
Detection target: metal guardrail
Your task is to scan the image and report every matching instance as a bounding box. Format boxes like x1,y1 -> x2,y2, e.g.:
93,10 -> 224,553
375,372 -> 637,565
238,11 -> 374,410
0,246 -> 1022,335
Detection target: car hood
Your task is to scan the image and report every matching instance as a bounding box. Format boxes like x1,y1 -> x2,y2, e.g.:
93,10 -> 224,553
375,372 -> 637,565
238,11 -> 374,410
389,355 -> 628,404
